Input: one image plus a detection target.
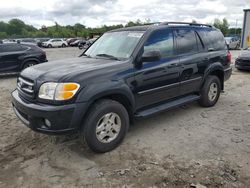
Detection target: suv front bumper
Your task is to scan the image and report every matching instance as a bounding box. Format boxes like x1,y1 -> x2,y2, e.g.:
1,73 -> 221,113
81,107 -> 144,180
11,89 -> 87,135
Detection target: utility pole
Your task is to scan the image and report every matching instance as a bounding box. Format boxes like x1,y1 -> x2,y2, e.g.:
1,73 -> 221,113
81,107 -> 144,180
235,19 -> 238,35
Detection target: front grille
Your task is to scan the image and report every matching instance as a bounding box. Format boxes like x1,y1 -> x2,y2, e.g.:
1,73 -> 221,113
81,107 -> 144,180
17,76 -> 35,99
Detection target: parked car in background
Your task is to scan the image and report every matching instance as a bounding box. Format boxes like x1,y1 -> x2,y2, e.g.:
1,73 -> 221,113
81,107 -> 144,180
2,39 -> 16,43
42,39 -> 68,48
79,38 -> 97,49
66,38 -> 78,46
0,40 -> 2,44
12,22 -> 232,153
36,38 -> 50,47
70,39 -> 81,47
78,39 -> 87,49
235,47 -> 250,70
0,43 -> 47,74
225,37 -> 240,50
17,38 -> 37,45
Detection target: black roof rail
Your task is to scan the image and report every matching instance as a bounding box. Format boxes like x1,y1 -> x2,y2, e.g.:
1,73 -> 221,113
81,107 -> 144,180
160,22 -> 213,28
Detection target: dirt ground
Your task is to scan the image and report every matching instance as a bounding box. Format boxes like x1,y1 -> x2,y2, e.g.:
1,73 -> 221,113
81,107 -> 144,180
0,48 -> 250,188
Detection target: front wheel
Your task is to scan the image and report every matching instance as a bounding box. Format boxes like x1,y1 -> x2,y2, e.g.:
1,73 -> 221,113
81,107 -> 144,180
81,99 -> 129,153
22,61 -> 36,70
199,75 -> 221,107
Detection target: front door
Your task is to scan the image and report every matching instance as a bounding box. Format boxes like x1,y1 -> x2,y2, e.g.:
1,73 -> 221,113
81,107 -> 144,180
134,28 -> 181,109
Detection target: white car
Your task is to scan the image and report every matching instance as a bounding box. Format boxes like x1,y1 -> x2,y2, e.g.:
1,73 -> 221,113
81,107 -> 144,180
225,37 -> 240,50
42,39 -> 68,48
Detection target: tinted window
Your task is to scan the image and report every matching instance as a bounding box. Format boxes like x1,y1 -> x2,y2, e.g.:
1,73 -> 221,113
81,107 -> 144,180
20,45 -> 29,51
0,44 -> 22,52
198,29 -> 226,51
175,29 -> 198,54
144,29 -> 174,57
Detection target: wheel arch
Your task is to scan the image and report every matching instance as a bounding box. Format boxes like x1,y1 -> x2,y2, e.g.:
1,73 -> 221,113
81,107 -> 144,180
77,83 -> 136,128
202,63 -> 224,90
21,58 -> 40,69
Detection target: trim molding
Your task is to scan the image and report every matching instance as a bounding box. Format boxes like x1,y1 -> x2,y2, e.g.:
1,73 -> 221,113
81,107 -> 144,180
138,77 -> 202,95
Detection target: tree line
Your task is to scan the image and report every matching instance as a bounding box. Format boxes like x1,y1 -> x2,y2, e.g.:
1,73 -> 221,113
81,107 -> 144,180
0,18 -> 241,39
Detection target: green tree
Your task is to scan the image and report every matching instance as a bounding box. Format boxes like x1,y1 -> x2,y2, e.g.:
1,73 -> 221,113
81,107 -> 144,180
213,18 -> 229,36
0,32 -> 7,39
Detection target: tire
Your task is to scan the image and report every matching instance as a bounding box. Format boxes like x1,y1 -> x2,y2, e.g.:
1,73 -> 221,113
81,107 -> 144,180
81,99 -> 129,153
199,75 -> 221,107
62,43 -> 66,48
235,44 -> 240,50
22,61 -> 36,70
48,44 -> 52,48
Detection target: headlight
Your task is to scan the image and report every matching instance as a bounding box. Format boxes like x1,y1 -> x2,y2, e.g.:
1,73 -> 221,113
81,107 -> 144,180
38,82 -> 80,101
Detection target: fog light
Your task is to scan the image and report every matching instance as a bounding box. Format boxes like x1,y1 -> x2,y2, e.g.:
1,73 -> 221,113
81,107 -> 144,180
44,119 -> 51,128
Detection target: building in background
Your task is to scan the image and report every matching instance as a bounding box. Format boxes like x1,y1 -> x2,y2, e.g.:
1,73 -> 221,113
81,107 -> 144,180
241,9 -> 250,49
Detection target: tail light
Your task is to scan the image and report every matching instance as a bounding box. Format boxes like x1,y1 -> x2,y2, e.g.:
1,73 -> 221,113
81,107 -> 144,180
41,51 -> 47,61
227,51 -> 232,63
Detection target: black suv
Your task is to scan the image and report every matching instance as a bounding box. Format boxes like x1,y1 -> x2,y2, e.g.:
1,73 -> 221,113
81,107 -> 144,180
12,22 -> 232,152
0,43 -> 47,74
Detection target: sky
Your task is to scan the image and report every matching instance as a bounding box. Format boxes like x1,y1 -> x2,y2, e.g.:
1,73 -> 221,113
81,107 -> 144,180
0,0 -> 249,28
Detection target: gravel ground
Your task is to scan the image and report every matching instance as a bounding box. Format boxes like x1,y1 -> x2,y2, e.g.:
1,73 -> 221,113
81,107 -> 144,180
0,48 -> 250,188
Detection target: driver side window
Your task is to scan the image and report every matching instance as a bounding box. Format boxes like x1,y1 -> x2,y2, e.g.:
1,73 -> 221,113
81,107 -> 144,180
144,29 -> 174,58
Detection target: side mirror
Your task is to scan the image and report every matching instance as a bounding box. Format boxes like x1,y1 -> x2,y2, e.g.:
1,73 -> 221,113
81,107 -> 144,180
141,50 -> 161,62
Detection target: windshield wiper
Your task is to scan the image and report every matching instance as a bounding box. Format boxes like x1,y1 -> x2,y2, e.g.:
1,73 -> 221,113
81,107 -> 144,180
95,53 -> 120,60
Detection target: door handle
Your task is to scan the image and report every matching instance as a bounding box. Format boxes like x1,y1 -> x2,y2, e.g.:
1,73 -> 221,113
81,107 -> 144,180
167,63 -> 178,68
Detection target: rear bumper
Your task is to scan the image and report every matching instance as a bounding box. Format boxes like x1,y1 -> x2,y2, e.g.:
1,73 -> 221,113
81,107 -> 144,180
12,89 -> 88,135
224,66 -> 232,81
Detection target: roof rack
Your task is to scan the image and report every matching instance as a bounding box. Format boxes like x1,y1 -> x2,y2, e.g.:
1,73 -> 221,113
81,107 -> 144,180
160,22 -> 213,28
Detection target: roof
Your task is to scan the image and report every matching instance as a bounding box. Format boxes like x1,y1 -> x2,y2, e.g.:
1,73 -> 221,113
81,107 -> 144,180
109,22 -> 214,33
109,25 -> 152,32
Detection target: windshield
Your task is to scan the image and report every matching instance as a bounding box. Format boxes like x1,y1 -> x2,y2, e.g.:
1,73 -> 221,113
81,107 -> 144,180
84,31 -> 144,60
225,37 -> 231,43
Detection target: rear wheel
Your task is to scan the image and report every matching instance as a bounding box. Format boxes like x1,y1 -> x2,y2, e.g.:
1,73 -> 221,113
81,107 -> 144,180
22,61 -> 36,70
81,99 -> 129,153
199,75 -> 221,107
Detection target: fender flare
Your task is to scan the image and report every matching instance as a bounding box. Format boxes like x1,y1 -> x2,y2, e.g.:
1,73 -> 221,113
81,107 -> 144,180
76,80 -> 136,114
21,58 -> 40,69
201,62 -> 224,89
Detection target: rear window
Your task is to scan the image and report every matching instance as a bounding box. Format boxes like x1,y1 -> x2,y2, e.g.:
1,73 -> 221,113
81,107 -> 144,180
0,44 -> 21,52
0,44 -> 29,52
198,29 -> 226,51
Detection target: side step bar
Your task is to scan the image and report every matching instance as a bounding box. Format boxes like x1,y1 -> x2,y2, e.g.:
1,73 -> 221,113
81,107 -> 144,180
135,95 -> 200,118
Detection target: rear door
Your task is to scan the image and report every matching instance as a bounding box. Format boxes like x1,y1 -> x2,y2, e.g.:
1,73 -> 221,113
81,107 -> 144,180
174,28 -> 205,95
134,28 -> 181,109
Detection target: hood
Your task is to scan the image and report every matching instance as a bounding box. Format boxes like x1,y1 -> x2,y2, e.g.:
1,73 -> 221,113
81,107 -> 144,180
238,50 -> 250,60
20,57 -> 127,82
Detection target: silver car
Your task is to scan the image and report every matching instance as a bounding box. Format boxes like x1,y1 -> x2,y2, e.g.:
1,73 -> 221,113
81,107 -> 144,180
225,37 -> 240,50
